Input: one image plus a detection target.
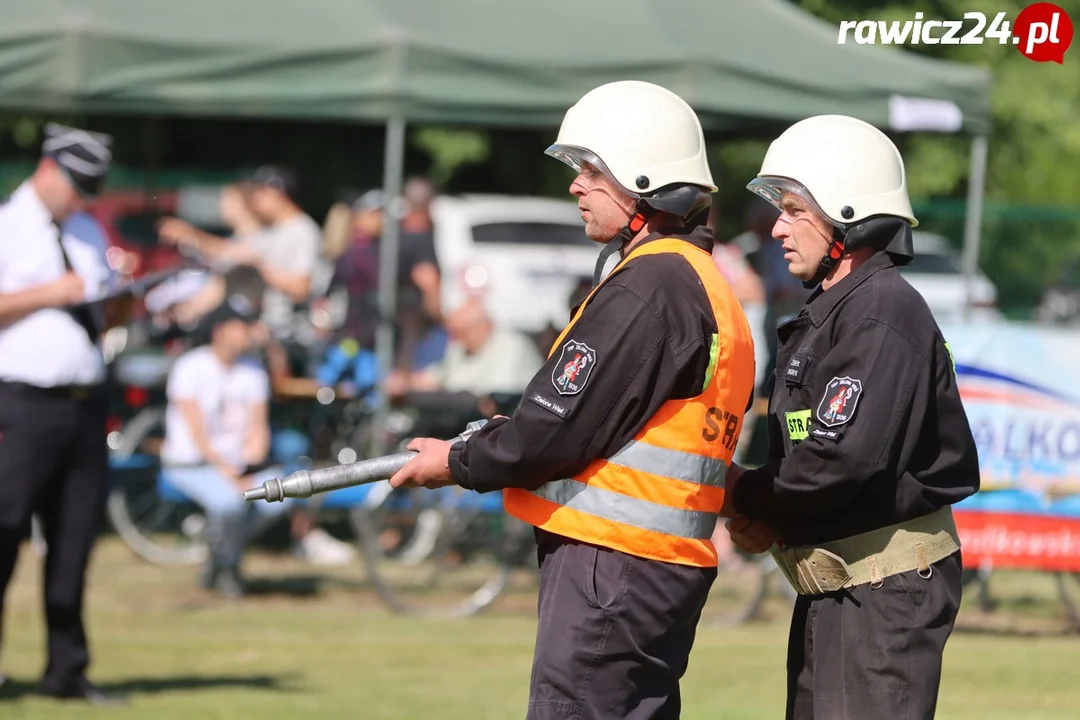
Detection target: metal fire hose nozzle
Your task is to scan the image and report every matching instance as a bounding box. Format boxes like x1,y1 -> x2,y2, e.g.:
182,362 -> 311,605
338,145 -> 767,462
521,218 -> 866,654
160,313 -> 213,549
242,419 -> 488,503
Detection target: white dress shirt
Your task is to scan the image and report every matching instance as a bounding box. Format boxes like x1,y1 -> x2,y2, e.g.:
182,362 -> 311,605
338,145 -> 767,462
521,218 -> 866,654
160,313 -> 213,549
0,182 -> 113,387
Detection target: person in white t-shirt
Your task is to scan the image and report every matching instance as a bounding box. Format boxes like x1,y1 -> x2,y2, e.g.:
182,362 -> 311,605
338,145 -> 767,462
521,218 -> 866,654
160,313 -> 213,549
160,297 -> 292,596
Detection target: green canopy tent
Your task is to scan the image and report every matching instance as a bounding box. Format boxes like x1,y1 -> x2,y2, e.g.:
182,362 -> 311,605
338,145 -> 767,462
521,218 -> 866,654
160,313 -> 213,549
0,0 -> 990,130
0,0 -> 993,427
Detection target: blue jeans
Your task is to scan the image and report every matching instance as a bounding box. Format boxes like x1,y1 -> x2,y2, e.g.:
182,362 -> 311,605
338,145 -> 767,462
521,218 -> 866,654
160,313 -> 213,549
161,466 -> 294,573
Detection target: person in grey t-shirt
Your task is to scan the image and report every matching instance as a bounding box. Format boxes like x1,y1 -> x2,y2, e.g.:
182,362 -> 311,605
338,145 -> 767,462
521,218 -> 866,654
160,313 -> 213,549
158,165 -> 320,344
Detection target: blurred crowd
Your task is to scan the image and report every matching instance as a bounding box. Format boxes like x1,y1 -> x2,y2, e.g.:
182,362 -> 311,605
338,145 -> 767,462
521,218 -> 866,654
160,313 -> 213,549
146,168 -> 544,408
134,166 -> 547,594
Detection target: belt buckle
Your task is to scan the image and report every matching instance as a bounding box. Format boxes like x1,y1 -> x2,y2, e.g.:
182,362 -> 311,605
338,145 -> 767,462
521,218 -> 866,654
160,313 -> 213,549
70,386 -> 91,400
794,548 -> 853,595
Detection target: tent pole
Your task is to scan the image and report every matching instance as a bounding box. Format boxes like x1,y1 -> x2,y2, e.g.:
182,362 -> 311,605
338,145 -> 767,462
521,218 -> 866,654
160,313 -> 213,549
372,113 -> 407,456
961,133 -> 988,323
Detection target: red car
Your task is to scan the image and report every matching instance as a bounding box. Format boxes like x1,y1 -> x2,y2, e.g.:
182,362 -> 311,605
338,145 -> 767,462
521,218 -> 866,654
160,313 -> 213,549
85,189 -> 186,279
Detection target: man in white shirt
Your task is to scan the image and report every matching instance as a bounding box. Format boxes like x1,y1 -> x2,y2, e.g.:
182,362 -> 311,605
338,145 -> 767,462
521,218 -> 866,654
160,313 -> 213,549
0,123 -> 126,706
161,296 -> 297,597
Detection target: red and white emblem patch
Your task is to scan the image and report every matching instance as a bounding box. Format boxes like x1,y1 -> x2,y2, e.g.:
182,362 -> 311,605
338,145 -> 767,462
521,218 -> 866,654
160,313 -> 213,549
816,376 -> 863,427
551,339 -> 596,396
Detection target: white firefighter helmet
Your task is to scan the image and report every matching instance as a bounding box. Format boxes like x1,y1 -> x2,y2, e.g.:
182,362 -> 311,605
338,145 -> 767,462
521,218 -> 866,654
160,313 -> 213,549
747,115 -> 918,228
546,81 -> 717,202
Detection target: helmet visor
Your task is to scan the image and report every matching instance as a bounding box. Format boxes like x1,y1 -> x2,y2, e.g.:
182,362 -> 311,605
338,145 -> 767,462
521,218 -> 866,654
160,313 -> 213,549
746,176 -> 842,229
545,143 -> 639,198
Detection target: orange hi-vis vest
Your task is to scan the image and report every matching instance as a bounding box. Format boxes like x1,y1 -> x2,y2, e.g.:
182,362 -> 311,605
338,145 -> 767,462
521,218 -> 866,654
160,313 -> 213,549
503,238 -> 756,567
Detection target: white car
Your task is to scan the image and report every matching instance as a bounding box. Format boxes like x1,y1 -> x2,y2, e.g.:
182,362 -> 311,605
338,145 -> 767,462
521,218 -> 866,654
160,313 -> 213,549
430,194 -> 600,334
899,231 -> 1002,324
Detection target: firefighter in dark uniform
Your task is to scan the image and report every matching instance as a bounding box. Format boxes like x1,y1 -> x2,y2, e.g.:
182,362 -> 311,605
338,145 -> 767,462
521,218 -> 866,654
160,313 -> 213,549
0,124 -> 127,706
719,115 -> 981,720
390,80 -> 757,719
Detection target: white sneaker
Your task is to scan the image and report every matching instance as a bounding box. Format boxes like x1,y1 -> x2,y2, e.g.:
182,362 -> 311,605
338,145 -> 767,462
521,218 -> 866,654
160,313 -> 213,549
293,528 -> 357,566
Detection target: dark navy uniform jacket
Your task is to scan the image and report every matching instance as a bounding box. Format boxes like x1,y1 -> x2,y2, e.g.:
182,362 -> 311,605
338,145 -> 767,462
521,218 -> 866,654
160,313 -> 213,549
733,250 -> 981,546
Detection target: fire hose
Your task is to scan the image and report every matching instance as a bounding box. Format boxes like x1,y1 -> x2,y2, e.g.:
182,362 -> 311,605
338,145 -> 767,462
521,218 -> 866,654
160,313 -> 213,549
242,419 -> 488,503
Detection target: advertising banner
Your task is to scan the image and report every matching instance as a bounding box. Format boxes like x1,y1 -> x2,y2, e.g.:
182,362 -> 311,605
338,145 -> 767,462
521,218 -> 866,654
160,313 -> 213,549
953,509 -> 1080,572
941,322 -> 1080,495
941,322 -> 1080,570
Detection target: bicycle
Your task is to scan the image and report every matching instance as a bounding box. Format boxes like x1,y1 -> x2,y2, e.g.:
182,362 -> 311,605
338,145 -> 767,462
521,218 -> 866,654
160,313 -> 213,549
340,391 -> 539,619
106,381 -> 539,618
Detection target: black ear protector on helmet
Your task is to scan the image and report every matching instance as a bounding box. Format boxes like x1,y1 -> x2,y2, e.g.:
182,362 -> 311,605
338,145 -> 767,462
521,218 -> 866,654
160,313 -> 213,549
592,184 -> 713,286
804,216 -> 915,288
643,184 -> 713,223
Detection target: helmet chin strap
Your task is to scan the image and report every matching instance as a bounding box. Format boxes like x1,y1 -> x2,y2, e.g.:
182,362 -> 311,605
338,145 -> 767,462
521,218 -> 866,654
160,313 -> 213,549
592,237 -> 622,286
803,226 -> 847,289
592,200 -> 652,286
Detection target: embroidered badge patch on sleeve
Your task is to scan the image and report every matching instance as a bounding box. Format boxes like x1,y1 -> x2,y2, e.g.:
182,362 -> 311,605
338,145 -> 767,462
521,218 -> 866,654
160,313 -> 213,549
816,376 -> 863,427
551,340 -> 596,396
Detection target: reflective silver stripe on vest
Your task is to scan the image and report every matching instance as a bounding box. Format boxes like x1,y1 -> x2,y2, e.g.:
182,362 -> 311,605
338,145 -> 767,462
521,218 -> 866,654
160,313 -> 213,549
608,440 -> 728,488
531,479 -> 718,539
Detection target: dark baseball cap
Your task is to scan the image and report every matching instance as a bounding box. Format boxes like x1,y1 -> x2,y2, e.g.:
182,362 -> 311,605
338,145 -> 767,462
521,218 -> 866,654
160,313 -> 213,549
249,164 -> 300,201
203,293 -> 260,329
42,122 -> 113,197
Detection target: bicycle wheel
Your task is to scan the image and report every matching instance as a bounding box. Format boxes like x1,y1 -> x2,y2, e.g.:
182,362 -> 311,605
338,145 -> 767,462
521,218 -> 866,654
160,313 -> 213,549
700,551 -> 770,628
350,486 -> 526,619
106,407 -> 209,566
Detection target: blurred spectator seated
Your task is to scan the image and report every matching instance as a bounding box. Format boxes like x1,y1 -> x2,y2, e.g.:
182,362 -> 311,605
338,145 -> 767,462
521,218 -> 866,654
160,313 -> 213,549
159,296 -> 353,598
411,297 -> 543,416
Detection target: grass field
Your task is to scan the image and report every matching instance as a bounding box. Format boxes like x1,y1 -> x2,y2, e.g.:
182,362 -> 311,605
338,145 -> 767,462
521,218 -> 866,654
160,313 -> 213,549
3,537 -> 1080,719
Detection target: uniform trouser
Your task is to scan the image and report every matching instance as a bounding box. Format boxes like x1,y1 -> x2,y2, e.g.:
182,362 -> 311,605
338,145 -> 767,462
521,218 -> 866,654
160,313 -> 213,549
785,550 -> 963,720
527,531 -> 715,720
0,381 -> 109,692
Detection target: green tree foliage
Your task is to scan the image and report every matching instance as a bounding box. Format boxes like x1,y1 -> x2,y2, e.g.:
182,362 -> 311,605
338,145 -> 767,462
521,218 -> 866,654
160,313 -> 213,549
798,0 -> 1080,203
411,127 -> 491,188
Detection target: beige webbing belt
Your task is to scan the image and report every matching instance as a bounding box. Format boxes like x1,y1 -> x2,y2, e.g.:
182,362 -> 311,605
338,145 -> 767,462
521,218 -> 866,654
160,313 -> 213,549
770,506 -> 961,596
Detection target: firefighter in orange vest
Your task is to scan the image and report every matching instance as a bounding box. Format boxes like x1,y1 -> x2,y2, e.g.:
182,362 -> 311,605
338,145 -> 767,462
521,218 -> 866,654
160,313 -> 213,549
389,80 -> 756,719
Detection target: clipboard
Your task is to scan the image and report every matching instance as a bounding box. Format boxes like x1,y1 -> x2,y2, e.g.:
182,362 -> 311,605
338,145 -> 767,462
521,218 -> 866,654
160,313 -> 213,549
70,268 -> 181,310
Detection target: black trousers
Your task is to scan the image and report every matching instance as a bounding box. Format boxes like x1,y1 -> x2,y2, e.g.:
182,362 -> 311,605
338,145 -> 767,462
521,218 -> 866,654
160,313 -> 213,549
785,551 -> 963,720
526,531 -> 715,720
0,381 -> 109,691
